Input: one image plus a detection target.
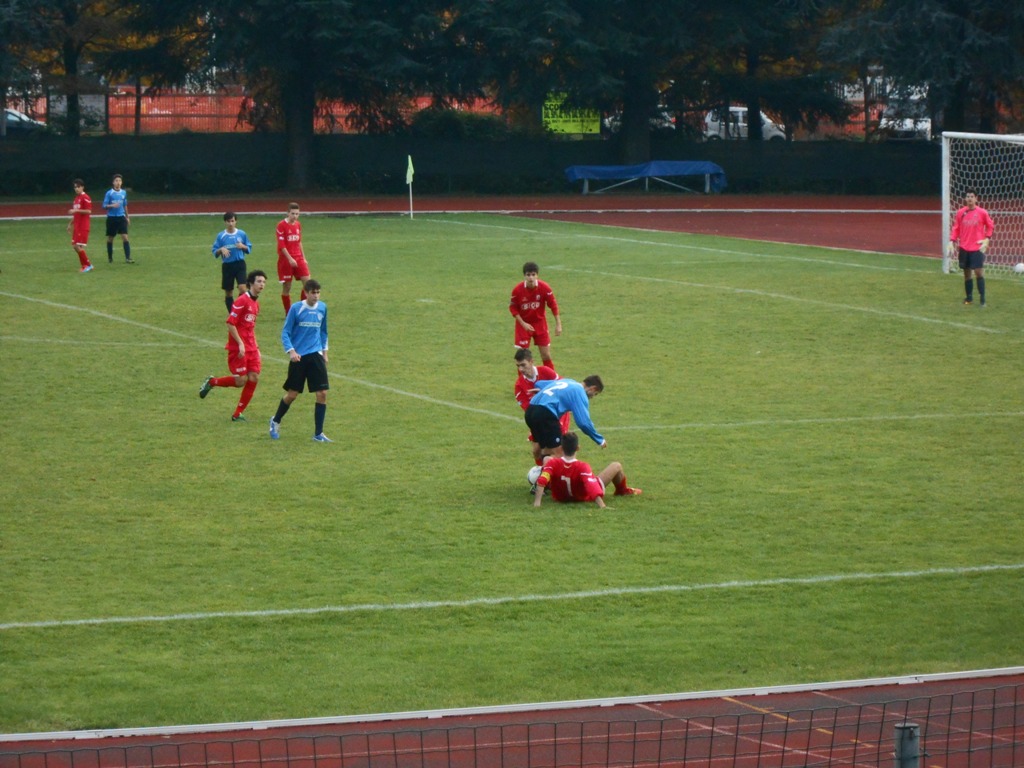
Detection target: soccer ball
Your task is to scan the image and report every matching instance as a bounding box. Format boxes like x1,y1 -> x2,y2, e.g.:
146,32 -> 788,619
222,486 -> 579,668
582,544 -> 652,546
1014,263 -> 1024,274
527,465 -> 543,486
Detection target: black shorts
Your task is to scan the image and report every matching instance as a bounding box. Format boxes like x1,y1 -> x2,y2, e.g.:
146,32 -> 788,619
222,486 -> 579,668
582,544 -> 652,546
524,404 -> 563,449
958,249 -> 984,271
283,352 -> 329,393
221,260 -> 248,291
105,217 -> 129,237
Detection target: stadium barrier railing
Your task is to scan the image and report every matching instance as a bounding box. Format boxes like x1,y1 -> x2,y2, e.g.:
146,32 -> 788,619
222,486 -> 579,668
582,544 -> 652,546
3,683 -> 1022,768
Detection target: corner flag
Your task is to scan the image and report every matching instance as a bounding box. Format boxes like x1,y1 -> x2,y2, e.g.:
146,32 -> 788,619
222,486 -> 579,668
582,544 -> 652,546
406,155 -> 415,219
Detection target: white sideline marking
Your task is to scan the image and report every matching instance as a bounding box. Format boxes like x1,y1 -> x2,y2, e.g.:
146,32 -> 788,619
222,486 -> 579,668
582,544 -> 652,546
605,410 -> 1024,432
1,335 -> 195,348
5,665 -> 1021,742
0,292 -> 224,345
0,291 -> 1005,428
437,217 -> 921,269
0,207 -> 941,224
2,563 -> 1021,632
553,266 -> 1004,333
0,291 -> 517,422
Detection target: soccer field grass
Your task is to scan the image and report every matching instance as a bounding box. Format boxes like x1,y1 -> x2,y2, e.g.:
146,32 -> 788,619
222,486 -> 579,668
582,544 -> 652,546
1,211 -> 1022,734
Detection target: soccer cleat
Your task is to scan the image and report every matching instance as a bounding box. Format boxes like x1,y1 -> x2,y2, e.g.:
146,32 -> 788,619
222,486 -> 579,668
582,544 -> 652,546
231,414 -> 247,422
980,300 -> 986,307
199,376 -> 213,399
616,487 -> 643,496
269,418 -> 280,439
80,265 -> 93,273
963,298 -> 973,305
312,433 -> 333,443
125,258 -> 136,264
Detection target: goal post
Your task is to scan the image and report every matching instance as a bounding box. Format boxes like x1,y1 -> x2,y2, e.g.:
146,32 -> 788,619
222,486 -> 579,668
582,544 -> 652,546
942,131 -> 1024,274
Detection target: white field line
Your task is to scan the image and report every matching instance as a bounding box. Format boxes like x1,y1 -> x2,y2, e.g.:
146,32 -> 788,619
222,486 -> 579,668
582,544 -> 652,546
1,292 -> 1009,429
434,217 -> 932,269
433,220 -> 1017,323
605,410 -> 1024,432
0,207 -> 940,224
0,292 -> 225,345
553,265 -> 1004,333
6,666 -> 1022,743
2,563 -> 1022,632
0,335 -> 196,348
0,290 -> 518,422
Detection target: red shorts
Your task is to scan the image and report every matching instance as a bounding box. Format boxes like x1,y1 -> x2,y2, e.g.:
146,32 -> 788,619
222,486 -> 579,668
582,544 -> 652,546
553,476 -> 605,504
228,348 -> 261,376
576,476 -> 606,503
277,254 -> 310,283
72,227 -> 90,246
515,323 -> 551,349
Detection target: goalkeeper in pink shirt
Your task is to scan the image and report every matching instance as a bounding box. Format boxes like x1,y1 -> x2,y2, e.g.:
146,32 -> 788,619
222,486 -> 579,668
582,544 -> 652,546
949,189 -> 994,306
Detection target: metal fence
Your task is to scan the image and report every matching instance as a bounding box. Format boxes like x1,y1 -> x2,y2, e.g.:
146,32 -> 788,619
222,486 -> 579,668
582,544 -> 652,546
3,684 -> 1022,768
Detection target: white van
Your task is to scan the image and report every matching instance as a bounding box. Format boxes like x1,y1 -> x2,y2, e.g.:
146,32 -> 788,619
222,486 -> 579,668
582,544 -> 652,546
704,106 -> 786,141
877,99 -> 932,140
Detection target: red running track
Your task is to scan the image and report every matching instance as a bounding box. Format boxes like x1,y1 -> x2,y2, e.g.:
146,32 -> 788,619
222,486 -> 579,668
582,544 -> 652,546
0,194 -> 941,258
2,670 -> 1023,768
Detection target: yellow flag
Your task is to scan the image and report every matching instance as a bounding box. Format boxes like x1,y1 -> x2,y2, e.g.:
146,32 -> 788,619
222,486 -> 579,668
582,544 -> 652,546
406,155 -> 414,185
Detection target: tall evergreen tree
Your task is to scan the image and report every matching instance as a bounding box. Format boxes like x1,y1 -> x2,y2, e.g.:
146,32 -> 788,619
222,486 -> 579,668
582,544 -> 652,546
823,0 -> 1024,132
204,0 -> 449,189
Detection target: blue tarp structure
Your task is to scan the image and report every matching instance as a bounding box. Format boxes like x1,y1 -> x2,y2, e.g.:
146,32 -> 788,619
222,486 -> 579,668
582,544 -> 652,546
564,160 -> 727,194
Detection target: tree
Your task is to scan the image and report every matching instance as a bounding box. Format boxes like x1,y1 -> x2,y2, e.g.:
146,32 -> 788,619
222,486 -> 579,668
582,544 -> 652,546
27,0 -> 142,137
451,0 -> 704,162
91,2 -> 211,136
692,0 -> 852,142
823,0 -> 1024,133
0,0 -> 46,136
203,0 -> 450,189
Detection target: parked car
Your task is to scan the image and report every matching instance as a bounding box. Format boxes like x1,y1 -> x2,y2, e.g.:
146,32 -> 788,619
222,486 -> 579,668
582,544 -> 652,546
877,100 -> 931,141
704,106 -> 786,141
2,108 -> 46,136
603,109 -> 676,134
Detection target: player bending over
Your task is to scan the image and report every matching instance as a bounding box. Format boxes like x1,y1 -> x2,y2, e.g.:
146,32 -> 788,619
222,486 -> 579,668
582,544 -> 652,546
514,348 -> 569,465
533,432 -> 641,509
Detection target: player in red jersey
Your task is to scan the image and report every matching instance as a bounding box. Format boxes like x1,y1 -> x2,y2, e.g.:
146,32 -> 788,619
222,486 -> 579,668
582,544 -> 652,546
276,202 -> 311,314
198,270 -> 267,422
510,261 -> 561,368
515,348 -> 570,465
533,432 -> 641,508
66,179 -> 93,273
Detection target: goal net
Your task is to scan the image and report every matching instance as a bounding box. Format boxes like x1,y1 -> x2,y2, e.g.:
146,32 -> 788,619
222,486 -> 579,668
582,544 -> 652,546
942,131 -> 1024,274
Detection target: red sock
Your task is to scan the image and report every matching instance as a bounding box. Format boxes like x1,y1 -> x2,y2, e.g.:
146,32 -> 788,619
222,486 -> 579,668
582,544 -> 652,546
615,476 -> 628,495
77,250 -> 90,267
212,376 -> 239,387
233,380 -> 257,417
300,289 -> 307,301
282,294 -> 292,312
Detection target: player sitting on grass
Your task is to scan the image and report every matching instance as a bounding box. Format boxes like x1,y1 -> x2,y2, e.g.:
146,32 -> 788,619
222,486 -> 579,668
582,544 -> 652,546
532,431 -> 640,509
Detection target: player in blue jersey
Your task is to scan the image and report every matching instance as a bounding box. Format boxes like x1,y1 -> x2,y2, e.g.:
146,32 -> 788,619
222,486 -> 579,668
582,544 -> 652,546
525,375 -> 606,456
212,212 -> 253,314
269,279 -> 332,442
102,173 -> 133,264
